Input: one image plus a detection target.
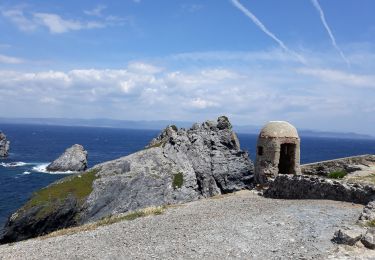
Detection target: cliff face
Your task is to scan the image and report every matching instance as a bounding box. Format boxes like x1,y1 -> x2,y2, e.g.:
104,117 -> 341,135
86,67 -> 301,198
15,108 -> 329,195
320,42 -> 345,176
0,132 -> 10,157
0,116 -> 254,243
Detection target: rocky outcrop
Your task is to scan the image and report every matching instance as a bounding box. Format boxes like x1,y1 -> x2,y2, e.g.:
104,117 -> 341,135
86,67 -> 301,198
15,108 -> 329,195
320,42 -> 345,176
0,132 -> 10,157
0,117 -> 254,243
264,175 -> 375,204
301,155 -> 375,176
332,226 -> 364,246
46,144 -> 88,172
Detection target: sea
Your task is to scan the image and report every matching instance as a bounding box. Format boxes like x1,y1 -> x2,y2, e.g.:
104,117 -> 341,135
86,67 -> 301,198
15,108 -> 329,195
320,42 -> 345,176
1,123 -> 375,232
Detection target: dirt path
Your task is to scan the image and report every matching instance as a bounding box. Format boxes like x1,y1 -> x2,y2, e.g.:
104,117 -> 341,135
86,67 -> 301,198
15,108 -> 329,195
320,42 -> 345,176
0,191 -> 367,259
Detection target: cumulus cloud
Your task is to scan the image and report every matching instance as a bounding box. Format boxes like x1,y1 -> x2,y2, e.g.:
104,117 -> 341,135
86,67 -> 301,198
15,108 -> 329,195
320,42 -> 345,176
0,48 -> 374,133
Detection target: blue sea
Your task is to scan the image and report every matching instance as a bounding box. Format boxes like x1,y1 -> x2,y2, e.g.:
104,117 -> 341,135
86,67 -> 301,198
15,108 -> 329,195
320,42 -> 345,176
1,124 -> 375,231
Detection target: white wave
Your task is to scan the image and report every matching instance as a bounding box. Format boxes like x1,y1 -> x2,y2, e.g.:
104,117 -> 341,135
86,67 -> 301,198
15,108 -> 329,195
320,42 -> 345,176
23,171 -> 31,175
32,163 -> 74,174
0,162 -> 31,168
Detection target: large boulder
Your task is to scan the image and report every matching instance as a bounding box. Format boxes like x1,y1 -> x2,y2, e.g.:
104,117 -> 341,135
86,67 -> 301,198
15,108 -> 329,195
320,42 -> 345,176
0,117 -> 254,243
46,144 -> 88,172
0,132 -> 10,157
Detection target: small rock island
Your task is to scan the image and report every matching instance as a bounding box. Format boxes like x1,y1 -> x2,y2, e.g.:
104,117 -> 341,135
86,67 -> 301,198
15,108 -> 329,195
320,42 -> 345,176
0,132 -> 10,157
46,144 -> 88,172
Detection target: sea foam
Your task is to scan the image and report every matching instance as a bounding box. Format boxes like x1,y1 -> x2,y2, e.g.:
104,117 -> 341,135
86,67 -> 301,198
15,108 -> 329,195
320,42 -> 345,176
32,163 -> 74,174
0,162 -> 31,168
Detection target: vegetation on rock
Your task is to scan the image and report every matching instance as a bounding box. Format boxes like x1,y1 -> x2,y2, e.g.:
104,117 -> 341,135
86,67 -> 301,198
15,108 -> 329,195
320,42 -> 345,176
21,169 -> 99,218
328,170 -> 347,179
172,172 -> 184,189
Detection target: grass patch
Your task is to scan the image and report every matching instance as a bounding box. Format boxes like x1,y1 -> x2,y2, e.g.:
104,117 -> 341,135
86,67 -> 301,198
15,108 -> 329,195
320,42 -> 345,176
147,141 -> 165,149
365,219 -> 375,227
21,169 -> 99,218
327,170 -> 347,179
172,172 -> 184,189
40,206 -> 165,240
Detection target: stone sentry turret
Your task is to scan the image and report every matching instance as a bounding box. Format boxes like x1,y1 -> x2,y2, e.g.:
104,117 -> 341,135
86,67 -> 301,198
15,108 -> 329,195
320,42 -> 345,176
254,121 -> 301,184
0,131 -> 10,157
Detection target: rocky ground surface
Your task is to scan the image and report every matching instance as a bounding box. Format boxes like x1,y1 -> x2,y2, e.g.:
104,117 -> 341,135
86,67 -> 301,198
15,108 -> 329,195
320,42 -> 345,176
345,165 -> 375,186
0,190 -> 368,260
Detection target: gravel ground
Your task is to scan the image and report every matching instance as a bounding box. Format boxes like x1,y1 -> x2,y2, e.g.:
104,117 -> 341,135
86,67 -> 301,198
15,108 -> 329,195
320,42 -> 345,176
0,190 -> 368,259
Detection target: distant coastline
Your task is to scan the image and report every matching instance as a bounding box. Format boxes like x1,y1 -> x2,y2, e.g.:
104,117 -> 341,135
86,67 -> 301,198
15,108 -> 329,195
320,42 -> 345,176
0,117 -> 373,140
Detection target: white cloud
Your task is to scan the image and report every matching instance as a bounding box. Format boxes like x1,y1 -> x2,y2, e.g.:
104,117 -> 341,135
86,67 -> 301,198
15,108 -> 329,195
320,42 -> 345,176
33,13 -> 104,33
1,8 -> 37,31
84,5 -> 107,17
0,47 -> 374,134
0,54 -> 24,64
297,68 -> 375,88
189,98 -> 218,109
1,6 -> 123,34
127,62 -> 164,74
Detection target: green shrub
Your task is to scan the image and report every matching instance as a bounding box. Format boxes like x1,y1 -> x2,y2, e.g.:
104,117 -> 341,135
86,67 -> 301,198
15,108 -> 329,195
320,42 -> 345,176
327,170 -> 347,179
172,172 -> 184,189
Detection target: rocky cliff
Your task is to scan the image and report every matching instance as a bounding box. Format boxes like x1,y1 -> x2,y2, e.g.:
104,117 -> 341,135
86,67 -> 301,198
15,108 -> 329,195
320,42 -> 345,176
0,116 -> 254,244
0,132 -> 10,157
46,144 -> 88,172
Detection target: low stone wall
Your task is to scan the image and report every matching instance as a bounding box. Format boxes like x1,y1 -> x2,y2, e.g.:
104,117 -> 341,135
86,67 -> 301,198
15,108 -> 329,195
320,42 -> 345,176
301,155 -> 375,176
264,175 -> 375,204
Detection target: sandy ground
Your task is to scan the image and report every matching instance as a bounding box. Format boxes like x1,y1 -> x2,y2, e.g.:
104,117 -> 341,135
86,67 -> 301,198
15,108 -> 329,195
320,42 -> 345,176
0,190 -> 370,260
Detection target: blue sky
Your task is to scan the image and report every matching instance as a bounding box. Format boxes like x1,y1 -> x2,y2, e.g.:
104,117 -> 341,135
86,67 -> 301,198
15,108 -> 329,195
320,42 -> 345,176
0,0 -> 374,134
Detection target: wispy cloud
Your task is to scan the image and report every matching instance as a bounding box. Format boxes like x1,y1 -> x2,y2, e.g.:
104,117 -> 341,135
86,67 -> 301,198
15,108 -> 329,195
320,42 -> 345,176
84,5 -> 107,17
230,0 -> 306,64
1,6 -> 124,34
33,13 -> 104,33
310,0 -> 350,67
0,54 -> 24,64
297,67 -> 375,88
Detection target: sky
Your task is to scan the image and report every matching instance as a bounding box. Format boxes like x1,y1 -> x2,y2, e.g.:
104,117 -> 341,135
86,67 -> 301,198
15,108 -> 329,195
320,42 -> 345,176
0,0 -> 374,134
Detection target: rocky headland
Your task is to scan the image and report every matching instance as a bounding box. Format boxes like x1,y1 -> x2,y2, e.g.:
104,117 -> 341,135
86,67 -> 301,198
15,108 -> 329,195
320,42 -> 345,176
0,116 -> 254,243
46,144 -> 88,172
2,117 -> 375,258
0,131 -> 10,157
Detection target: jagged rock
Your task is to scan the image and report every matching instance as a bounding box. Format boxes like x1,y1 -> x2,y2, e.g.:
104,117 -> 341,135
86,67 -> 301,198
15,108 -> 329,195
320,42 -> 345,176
0,132 -> 10,157
362,228 -> 375,249
332,226 -> 364,245
46,144 -> 88,172
0,117 -> 254,243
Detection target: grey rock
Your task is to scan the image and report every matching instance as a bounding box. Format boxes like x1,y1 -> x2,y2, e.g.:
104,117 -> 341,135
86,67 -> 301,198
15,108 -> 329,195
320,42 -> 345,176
0,132 -> 10,157
332,226 -> 364,245
46,144 -> 88,172
264,175 -> 375,204
0,117 -> 254,243
362,228 -> 375,249
359,200 -> 375,224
